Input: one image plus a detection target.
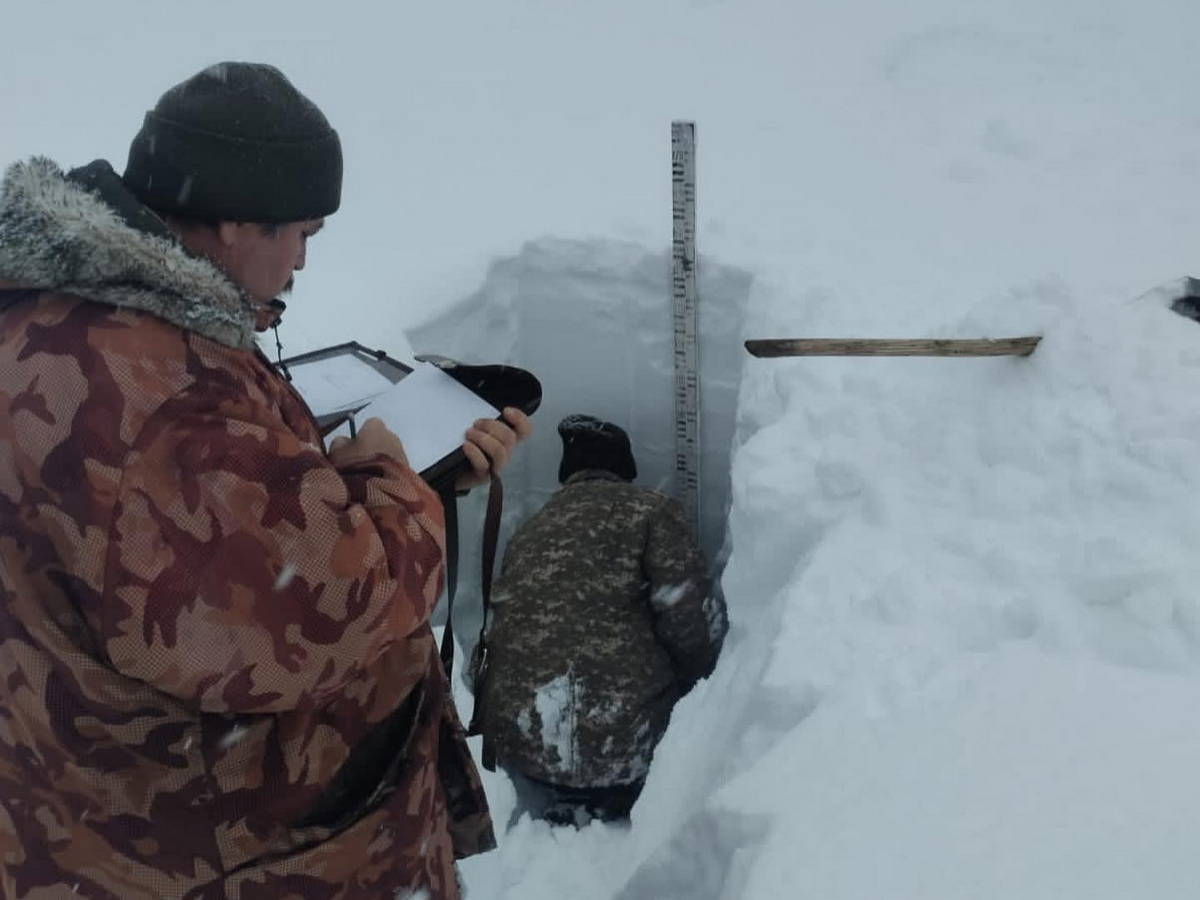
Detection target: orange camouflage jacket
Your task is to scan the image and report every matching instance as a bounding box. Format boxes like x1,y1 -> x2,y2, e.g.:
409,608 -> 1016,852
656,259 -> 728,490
0,158 -> 493,899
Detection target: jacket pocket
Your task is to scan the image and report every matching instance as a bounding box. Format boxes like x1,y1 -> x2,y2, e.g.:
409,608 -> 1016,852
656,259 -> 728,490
291,681 -> 426,832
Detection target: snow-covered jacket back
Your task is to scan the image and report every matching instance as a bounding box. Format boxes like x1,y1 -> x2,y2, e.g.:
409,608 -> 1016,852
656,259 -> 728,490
477,469 -> 727,789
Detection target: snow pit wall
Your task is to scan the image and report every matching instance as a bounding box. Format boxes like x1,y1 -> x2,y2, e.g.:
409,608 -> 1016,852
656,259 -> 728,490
407,237 -> 752,652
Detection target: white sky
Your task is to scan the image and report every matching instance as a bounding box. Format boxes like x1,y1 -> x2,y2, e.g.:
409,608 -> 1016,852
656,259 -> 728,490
8,0 -> 1200,350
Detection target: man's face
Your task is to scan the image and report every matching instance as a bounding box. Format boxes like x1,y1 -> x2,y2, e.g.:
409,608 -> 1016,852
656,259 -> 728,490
220,218 -> 324,309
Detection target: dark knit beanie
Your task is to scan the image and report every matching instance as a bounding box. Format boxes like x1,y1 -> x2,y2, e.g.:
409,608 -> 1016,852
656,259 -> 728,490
557,415 -> 638,483
123,62 -> 342,223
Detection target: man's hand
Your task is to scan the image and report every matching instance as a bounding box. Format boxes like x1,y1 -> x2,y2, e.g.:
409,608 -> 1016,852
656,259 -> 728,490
328,417 -> 409,470
457,406 -> 533,490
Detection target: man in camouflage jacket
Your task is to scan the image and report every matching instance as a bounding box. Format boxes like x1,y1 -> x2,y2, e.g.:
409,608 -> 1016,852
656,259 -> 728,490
0,63 -> 525,899
474,415 -> 726,824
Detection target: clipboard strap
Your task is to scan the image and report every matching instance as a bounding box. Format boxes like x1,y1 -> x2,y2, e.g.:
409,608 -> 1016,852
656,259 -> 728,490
438,484 -> 459,675
439,471 -> 503,772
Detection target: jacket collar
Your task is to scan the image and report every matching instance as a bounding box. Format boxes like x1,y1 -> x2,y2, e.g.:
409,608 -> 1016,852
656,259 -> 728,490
0,157 -> 257,348
563,469 -> 628,486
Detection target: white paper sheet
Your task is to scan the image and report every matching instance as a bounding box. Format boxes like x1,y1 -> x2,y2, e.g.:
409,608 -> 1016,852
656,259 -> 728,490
354,362 -> 499,474
285,352 -> 398,415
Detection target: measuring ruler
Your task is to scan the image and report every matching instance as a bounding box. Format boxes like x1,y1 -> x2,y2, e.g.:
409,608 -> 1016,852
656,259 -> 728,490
671,121 -> 700,535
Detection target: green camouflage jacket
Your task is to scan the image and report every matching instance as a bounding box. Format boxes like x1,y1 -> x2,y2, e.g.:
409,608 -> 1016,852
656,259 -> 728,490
0,157 -> 493,899
476,470 -> 727,789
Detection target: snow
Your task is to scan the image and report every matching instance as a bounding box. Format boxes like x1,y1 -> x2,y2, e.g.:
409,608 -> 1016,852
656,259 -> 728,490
650,583 -> 692,612
217,724 -> 249,751
533,672 -> 577,773
7,0 -> 1200,897
273,562 -> 298,591
408,237 -> 750,565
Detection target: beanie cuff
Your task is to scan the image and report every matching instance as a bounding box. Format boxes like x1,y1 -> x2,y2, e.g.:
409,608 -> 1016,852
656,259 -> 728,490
124,112 -> 342,223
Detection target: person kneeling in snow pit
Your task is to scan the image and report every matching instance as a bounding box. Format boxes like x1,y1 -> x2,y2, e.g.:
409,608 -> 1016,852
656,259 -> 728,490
471,415 -> 727,826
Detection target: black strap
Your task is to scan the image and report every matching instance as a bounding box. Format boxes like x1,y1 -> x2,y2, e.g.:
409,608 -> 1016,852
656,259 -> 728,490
438,484 -> 460,676
435,472 -> 503,772
481,473 -> 503,627
439,472 -> 503,683
466,474 -> 503,770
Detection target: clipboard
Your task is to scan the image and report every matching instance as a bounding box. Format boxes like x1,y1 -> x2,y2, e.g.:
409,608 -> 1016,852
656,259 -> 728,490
278,342 -> 542,491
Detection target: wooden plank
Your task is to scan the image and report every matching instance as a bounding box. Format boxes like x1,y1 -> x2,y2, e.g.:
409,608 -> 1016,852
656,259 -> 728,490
744,337 -> 1042,358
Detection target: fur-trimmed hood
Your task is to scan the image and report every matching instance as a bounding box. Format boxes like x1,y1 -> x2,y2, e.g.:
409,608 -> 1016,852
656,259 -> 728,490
0,157 -> 257,348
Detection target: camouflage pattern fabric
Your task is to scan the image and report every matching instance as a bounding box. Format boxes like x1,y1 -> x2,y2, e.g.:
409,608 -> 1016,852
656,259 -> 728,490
476,470 -> 727,790
0,158 -> 493,899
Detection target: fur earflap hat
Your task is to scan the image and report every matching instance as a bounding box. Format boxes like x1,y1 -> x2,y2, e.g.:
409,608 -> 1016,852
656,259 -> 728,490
123,62 -> 342,223
557,414 -> 638,483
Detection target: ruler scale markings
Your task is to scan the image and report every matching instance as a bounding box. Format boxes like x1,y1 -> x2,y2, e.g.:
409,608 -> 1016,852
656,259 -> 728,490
671,121 -> 700,534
